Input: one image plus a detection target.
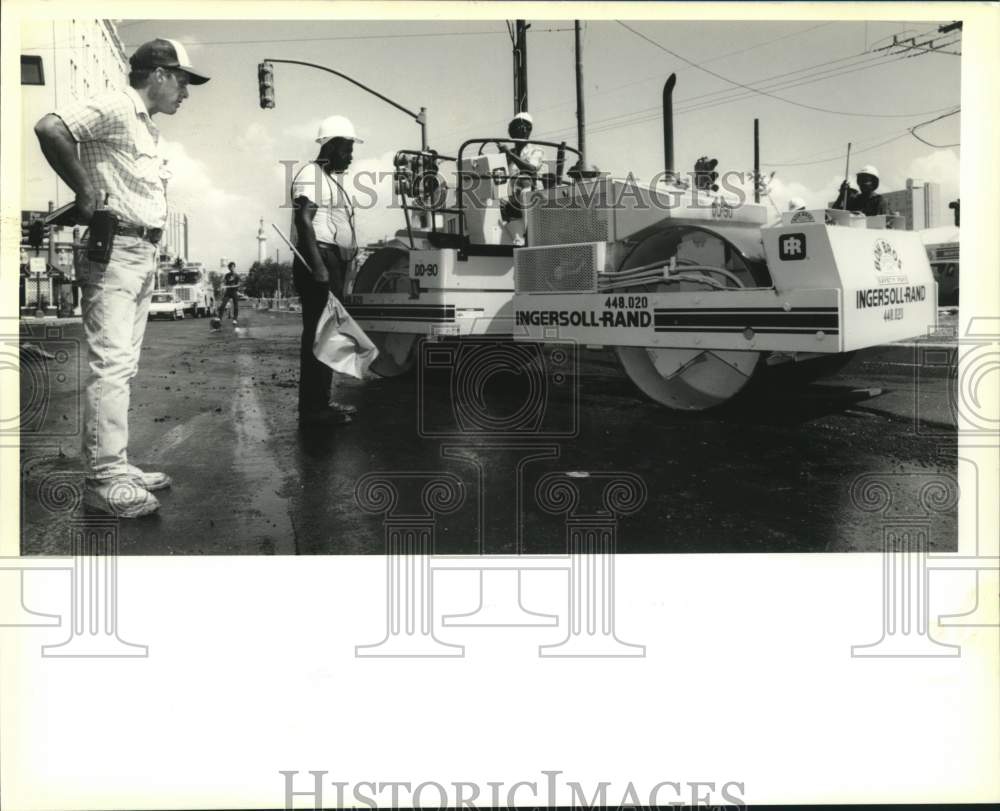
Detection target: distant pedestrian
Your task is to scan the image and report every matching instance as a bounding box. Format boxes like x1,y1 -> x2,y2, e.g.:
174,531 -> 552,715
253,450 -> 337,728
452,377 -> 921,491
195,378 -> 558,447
290,115 -> 362,426
219,261 -> 240,324
34,38 -> 209,517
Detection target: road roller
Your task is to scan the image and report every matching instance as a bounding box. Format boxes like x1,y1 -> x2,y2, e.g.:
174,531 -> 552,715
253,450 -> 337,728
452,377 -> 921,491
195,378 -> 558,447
347,79 -> 937,411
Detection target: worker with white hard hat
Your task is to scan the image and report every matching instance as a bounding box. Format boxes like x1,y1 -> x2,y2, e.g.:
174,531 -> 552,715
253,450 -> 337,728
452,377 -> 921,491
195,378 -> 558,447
498,111 -> 544,244
831,163 -> 887,217
501,111 -> 543,177
290,114 -> 364,426
315,115 -> 363,145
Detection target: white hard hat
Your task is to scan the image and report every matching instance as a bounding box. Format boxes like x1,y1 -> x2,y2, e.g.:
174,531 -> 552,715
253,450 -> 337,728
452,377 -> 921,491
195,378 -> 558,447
316,115 -> 363,145
512,111 -> 534,125
788,197 -> 806,211
857,164 -> 879,180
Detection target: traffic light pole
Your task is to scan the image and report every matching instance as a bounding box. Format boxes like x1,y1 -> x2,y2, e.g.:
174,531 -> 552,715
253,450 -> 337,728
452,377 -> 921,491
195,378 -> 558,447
260,58 -> 427,151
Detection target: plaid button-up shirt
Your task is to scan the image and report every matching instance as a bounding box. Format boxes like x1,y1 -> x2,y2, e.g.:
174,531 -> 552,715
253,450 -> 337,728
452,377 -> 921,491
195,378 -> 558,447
54,86 -> 168,229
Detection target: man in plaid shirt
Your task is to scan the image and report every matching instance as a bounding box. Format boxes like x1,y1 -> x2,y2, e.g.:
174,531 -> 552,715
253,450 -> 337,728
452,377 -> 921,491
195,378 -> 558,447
34,39 -> 209,517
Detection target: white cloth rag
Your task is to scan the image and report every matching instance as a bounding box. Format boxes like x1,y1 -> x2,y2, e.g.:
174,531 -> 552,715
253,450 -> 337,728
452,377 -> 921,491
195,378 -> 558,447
312,292 -> 379,379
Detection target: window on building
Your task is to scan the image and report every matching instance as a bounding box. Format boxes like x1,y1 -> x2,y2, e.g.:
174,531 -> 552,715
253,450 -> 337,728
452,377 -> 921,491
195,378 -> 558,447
21,55 -> 44,85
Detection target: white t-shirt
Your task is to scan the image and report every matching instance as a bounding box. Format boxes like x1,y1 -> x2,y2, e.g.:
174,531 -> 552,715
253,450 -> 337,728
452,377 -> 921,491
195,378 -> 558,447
290,162 -> 355,254
508,144 -> 544,176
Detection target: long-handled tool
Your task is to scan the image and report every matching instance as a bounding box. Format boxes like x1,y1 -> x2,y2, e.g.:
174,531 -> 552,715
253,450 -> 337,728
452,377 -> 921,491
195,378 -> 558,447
271,223 -> 315,275
837,142 -> 853,209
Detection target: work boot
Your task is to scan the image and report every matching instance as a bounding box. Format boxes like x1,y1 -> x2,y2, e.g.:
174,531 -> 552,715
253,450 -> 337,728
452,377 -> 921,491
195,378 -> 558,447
126,464 -> 172,492
299,408 -> 352,427
83,476 -> 160,518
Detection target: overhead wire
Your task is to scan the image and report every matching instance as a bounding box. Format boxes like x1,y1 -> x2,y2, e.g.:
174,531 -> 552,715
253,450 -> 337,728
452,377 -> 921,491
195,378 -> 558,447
122,27 -> 574,48
908,108 -> 961,148
430,20 -> 843,144
615,21 -> 956,119
531,26 -> 957,145
762,107 -> 960,167
549,49 -> 919,137
560,49 -> 894,132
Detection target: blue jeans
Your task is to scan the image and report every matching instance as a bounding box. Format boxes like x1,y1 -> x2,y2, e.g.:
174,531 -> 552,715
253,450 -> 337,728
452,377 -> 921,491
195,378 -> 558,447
76,234 -> 157,480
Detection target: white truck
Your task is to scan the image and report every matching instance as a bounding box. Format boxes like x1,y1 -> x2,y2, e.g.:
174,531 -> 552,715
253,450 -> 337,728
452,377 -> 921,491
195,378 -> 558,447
166,263 -> 215,318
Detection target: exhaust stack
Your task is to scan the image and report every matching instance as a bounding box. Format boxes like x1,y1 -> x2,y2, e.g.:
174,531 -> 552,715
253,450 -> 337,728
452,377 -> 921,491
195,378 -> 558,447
663,73 -> 676,180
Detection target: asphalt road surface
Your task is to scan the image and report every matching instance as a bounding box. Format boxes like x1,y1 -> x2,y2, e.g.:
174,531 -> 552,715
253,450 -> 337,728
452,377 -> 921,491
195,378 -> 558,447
18,309 -> 958,555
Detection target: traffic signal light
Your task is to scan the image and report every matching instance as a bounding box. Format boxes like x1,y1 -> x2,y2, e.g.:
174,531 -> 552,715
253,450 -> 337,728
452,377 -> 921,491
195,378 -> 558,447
258,61 -> 275,109
693,156 -> 719,192
27,218 -> 46,250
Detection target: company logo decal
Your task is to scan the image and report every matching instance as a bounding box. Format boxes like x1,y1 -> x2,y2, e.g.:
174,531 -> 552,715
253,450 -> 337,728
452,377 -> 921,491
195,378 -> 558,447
778,233 -> 806,261
873,239 -> 903,275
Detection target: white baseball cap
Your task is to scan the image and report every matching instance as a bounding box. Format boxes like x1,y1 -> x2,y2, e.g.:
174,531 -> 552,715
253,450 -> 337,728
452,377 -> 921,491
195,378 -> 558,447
316,115 -> 364,145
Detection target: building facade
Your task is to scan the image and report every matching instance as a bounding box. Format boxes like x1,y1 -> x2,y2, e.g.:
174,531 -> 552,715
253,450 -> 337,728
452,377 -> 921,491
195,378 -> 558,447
20,20 -> 189,311
881,178 -> 942,231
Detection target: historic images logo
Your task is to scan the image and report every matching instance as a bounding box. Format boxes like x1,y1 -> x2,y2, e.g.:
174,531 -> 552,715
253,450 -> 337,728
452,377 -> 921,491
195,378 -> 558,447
873,238 -> 906,283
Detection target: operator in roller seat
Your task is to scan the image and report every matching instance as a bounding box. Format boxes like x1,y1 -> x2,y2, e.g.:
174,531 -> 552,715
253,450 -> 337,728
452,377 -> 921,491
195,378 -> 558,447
499,112 -> 544,245
831,164 -> 887,217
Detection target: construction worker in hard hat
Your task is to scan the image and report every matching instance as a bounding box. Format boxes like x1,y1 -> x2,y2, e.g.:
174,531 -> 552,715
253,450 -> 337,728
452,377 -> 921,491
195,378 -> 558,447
501,112 -> 544,176
831,164 -> 887,217
290,114 -> 364,426
499,111 -> 545,244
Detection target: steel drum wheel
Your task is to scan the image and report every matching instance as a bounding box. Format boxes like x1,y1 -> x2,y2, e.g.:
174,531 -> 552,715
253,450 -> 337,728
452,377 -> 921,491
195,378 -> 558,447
349,246 -> 418,377
613,230 -> 764,411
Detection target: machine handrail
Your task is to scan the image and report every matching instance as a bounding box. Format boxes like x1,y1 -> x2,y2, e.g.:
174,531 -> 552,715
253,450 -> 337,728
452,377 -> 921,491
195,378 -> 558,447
454,138 -> 583,241
391,139 -> 583,249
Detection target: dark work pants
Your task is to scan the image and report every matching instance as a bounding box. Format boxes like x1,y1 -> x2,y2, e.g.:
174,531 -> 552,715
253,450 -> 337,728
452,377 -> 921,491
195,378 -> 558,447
219,292 -> 238,319
294,243 -> 347,414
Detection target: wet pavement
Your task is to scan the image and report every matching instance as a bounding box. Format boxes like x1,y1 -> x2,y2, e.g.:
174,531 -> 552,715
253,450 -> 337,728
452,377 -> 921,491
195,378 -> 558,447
18,310 -> 957,555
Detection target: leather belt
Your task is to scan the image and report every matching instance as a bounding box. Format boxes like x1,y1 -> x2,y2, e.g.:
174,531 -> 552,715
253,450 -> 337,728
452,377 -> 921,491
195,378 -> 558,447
116,224 -> 163,245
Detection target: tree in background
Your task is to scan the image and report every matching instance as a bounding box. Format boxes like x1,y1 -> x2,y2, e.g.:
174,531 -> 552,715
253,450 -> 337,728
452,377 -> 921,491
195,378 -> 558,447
207,271 -> 224,298
244,258 -> 294,298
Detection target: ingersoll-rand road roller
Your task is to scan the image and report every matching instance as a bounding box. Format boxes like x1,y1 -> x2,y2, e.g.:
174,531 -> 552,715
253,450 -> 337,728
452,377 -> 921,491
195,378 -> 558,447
347,76 -> 936,411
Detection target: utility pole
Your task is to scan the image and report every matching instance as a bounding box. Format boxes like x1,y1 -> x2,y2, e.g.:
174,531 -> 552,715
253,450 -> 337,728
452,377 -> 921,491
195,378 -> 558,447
753,119 -> 760,204
513,20 -> 529,114
575,21 -> 586,166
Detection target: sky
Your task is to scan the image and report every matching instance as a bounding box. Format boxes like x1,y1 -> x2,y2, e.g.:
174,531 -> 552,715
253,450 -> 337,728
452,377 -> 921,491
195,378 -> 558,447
105,16 -> 961,270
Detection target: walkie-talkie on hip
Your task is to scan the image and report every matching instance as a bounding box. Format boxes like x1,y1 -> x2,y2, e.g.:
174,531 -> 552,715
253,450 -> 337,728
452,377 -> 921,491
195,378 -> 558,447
86,192 -> 118,263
